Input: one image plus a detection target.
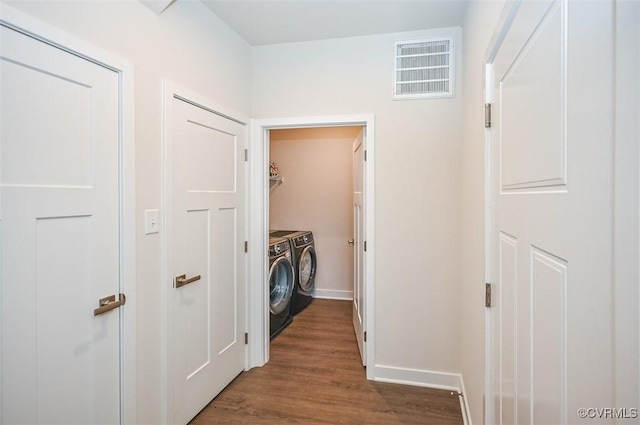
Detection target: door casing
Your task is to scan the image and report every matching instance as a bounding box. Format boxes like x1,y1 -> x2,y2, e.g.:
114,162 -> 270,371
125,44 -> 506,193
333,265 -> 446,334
352,129 -> 366,366
0,4 -> 136,424
249,115 -> 375,379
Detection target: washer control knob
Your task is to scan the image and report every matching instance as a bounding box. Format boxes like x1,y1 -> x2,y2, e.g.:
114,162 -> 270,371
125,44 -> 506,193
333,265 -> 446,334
303,235 -> 308,243
275,244 -> 281,254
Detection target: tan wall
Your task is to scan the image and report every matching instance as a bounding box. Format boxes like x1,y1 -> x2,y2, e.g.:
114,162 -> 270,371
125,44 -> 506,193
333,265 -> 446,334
269,127 -> 361,299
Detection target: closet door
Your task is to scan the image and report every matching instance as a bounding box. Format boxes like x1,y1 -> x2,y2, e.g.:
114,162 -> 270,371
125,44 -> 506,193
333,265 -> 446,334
1,23 -> 123,424
488,1 -> 615,423
169,95 -> 247,424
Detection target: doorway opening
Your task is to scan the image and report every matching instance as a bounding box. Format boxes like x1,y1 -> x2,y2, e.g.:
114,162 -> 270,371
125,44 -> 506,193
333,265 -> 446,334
248,115 -> 375,380
269,126 -> 359,296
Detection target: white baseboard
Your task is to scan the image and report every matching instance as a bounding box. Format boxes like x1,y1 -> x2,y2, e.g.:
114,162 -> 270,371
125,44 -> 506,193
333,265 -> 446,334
313,288 -> 353,300
373,364 -> 460,391
458,374 -> 472,425
372,365 -> 472,425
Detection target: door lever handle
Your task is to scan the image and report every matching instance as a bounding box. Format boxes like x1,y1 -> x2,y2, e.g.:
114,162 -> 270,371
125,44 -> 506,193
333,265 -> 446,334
175,274 -> 201,288
94,293 -> 126,316
347,239 -> 355,246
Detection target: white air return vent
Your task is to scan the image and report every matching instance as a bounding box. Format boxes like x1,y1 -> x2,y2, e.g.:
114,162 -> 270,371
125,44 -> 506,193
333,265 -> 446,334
394,36 -> 454,99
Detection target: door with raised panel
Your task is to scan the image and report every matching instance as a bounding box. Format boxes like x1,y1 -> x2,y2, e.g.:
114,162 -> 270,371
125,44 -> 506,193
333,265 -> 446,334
352,128 -> 365,365
0,24 -> 122,424
488,1 -> 615,424
170,96 -> 247,424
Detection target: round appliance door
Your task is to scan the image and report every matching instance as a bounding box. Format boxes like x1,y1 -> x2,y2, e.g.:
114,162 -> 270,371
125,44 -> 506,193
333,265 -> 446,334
269,256 -> 294,315
297,246 -> 317,292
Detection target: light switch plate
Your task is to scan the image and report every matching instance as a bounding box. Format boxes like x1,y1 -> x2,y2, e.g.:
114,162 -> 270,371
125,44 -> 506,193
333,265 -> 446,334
144,209 -> 160,235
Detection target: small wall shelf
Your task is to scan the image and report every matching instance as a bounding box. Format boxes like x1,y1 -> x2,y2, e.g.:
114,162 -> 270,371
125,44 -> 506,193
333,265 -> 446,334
269,175 -> 283,195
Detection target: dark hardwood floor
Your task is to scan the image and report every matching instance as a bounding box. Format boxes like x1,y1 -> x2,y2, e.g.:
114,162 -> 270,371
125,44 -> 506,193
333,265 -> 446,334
190,298 -> 463,424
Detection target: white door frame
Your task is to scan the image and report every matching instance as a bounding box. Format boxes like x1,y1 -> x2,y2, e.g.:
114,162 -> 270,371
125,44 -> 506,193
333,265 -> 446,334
248,115 -> 375,380
161,81 -> 249,423
482,2 -> 523,423
0,4 -> 137,424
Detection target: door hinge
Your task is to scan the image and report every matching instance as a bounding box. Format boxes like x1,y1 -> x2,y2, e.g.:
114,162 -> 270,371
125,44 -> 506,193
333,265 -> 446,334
364,150 -> 367,161
364,331 -> 367,342
244,149 -> 248,162
485,283 -> 492,308
364,241 -> 367,252
244,332 -> 248,344
244,241 -> 248,253
484,103 -> 492,128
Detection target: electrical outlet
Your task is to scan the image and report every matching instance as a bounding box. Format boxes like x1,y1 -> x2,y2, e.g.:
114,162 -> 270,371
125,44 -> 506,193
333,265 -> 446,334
144,209 -> 160,235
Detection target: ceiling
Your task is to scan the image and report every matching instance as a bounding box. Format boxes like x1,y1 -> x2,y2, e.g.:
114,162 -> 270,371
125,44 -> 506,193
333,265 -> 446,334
200,1 -> 470,46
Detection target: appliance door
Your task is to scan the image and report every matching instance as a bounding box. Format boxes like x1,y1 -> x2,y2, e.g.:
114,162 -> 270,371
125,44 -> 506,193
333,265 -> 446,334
269,256 -> 295,314
297,246 -> 317,293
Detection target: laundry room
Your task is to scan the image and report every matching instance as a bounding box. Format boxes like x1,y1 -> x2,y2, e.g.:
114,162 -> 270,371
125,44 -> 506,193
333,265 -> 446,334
269,126 -> 362,312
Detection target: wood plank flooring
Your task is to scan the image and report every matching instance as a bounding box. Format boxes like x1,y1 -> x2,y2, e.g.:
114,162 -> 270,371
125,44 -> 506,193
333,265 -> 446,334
190,299 -> 463,425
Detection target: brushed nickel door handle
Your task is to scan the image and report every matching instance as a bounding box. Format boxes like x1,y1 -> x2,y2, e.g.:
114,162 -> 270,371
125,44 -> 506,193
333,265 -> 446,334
347,239 -> 355,245
175,274 -> 201,289
94,293 -> 126,316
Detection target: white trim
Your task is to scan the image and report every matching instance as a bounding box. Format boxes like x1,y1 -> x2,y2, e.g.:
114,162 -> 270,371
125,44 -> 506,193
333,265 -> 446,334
120,39 -> 137,425
373,364 -> 473,423
483,3 -> 522,424
483,0 -> 523,65
312,289 -> 353,301
249,114 -> 375,380
373,365 -> 461,392
248,120 -> 270,368
163,84 -> 249,126
161,81 -> 249,424
459,373 -> 472,425
483,63 -> 494,425
138,0 -> 177,15
613,0 -> 640,416
0,5 -> 137,424
161,81 -> 175,425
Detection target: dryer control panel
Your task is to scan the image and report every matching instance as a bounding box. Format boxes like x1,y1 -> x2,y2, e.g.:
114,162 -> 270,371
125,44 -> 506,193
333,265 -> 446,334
269,240 -> 290,257
292,232 -> 313,247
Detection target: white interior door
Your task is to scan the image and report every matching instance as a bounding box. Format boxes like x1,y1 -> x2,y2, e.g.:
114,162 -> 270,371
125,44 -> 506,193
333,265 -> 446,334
352,128 -> 365,365
1,24 -> 122,424
488,1 -> 615,424
170,96 -> 247,424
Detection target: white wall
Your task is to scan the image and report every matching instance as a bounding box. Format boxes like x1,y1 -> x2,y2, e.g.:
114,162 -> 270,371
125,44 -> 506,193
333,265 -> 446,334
270,127 -> 361,299
253,28 -> 464,374
459,2 -> 504,423
2,1 -> 252,423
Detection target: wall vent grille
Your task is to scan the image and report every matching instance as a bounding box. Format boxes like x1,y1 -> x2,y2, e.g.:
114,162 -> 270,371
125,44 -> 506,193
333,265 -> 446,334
394,36 -> 454,99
